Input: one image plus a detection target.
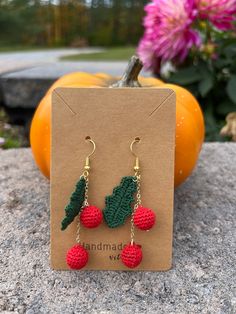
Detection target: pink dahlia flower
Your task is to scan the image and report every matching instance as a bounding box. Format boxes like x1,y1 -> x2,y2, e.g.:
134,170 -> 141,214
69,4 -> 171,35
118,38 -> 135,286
196,0 -> 236,30
137,0 -> 201,70
137,36 -> 160,71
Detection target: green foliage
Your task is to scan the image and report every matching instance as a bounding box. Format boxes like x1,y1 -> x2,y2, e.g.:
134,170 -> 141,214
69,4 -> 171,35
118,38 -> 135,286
1,137 -> 20,148
0,0 -> 148,47
167,38 -> 236,141
103,176 -> 137,228
61,177 -> 86,231
0,109 -> 26,148
227,75 -> 236,103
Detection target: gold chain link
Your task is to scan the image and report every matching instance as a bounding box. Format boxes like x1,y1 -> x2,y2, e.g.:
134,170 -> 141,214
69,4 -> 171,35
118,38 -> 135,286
84,176 -> 89,207
130,174 -> 141,245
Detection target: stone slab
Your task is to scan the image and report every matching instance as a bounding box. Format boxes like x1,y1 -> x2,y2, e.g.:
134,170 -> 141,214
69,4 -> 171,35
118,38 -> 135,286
0,143 -> 235,313
0,62 -> 151,109
0,62 -> 126,109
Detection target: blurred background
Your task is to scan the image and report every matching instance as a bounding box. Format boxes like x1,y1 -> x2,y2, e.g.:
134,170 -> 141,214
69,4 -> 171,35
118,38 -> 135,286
0,0 -> 145,49
0,0 -> 235,148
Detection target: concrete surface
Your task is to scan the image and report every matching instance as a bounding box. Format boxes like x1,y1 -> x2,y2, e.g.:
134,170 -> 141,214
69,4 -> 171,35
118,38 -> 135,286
1,61 -> 132,79
0,143 -> 235,313
0,48 -> 104,74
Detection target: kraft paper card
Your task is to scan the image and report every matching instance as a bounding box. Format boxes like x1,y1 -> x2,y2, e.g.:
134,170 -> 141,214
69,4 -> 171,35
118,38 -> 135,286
51,87 -> 176,271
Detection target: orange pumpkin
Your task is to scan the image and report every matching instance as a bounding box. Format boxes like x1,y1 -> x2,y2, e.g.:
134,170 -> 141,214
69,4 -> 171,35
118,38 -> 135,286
30,56 -> 204,187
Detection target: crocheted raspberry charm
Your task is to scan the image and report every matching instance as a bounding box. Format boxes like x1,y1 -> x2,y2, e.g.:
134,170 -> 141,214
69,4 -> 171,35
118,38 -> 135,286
121,243 -> 142,268
80,205 -> 103,228
133,206 -> 156,230
66,244 -> 88,269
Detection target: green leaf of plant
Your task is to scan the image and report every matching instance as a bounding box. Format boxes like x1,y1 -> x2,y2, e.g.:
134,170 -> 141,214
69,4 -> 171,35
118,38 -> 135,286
61,177 -> 86,230
224,43 -> 236,59
216,100 -> 236,116
214,58 -> 230,69
204,102 -> 222,141
169,66 -> 202,85
198,74 -> 214,97
103,176 -> 137,228
226,75 -> 236,103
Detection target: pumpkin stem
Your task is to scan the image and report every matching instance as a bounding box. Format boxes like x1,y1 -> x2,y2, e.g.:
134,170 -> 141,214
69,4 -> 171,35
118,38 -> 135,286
111,55 -> 143,87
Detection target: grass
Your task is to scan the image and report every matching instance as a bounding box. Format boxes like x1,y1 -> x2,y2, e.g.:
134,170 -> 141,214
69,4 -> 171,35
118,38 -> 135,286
61,46 -> 136,61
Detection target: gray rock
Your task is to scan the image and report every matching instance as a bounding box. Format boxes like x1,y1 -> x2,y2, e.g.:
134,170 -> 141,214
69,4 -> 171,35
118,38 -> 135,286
0,62 -> 151,109
0,77 -> 54,109
0,143 -> 235,314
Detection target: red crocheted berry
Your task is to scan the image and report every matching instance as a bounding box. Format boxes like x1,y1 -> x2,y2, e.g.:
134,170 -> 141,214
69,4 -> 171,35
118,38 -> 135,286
66,244 -> 88,269
133,206 -> 156,230
80,205 -> 103,228
121,243 -> 142,268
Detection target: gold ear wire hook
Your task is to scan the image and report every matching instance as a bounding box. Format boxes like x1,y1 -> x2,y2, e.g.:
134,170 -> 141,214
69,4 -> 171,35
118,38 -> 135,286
84,137 -> 96,171
130,137 -> 140,172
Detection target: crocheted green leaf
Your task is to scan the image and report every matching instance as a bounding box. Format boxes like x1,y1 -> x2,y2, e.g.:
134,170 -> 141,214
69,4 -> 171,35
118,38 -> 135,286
103,176 -> 137,228
61,177 -> 86,230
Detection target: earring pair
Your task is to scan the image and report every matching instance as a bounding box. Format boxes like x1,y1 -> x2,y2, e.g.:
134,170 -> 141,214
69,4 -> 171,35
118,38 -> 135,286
61,137 -> 156,270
